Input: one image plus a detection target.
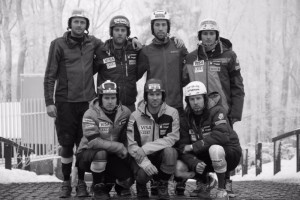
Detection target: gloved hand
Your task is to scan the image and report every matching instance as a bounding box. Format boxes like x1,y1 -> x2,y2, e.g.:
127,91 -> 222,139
135,147 -> 146,164
195,161 -> 206,174
144,163 -> 158,176
117,146 -> 128,159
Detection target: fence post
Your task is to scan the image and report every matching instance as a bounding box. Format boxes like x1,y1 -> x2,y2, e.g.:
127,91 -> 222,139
4,143 -> 12,170
256,143 -> 262,176
242,149 -> 248,176
274,141 -> 281,175
297,134 -> 300,172
17,149 -> 23,169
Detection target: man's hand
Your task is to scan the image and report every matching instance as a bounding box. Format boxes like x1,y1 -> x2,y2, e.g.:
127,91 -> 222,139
118,146 -> 128,159
46,105 -> 57,118
135,147 -> 146,164
173,37 -> 185,48
183,144 -> 193,154
132,38 -> 142,50
144,163 -> 158,176
195,161 -> 206,174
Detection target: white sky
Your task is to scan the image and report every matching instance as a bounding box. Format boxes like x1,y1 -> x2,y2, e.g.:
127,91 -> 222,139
1,157 -> 300,184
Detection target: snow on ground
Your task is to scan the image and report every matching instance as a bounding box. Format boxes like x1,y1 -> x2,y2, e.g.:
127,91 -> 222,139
231,156 -> 300,184
1,157 -> 300,184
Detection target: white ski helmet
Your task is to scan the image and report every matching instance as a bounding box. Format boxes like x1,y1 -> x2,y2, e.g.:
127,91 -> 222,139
185,81 -> 207,97
198,18 -> 220,41
150,10 -> 171,34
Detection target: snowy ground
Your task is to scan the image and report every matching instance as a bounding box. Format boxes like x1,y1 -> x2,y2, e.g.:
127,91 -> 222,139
0,157 -> 300,184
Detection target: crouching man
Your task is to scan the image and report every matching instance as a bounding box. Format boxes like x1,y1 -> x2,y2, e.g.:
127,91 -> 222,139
76,80 -> 133,199
175,81 -> 241,200
127,79 -> 179,199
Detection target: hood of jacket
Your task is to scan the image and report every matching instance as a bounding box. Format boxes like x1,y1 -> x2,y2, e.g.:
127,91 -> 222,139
63,31 -> 92,49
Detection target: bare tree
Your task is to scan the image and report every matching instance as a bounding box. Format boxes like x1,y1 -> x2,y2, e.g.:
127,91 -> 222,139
1,0 -> 13,101
16,0 -> 28,100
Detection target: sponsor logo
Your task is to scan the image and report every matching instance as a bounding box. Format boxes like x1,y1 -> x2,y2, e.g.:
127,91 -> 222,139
119,118 -> 127,125
99,122 -> 110,127
83,118 -> 95,124
106,62 -> 116,69
193,60 -> 204,66
170,50 -> 179,54
218,113 -> 224,120
128,54 -> 137,59
140,125 -> 152,130
195,66 -> 203,73
103,57 -> 115,64
210,66 -> 221,72
129,60 -> 136,65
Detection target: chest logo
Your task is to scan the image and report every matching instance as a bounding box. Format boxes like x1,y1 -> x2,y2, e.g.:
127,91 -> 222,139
103,57 -> 115,64
193,60 -> 204,66
140,125 -> 152,135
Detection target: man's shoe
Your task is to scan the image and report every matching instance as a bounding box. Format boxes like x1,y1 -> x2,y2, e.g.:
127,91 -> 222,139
76,180 -> 89,197
114,183 -> 131,196
214,188 -> 229,200
59,180 -> 72,198
189,180 -> 211,199
225,179 -> 237,198
93,183 -> 110,200
150,179 -> 158,195
136,183 -> 149,198
175,181 -> 186,195
157,180 -> 169,200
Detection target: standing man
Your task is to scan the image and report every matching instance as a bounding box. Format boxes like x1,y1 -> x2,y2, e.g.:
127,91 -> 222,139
175,81 -> 242,200
127,79 -> 179,199
44,9 -> 103,198
182,19 -> 245,197
76,80 -> 133,200
137,10 -> 188,116
95,15 -> 141,112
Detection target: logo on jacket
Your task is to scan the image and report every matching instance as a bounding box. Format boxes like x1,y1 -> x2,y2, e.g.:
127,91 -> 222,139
140,125 -> 152,135
103,57 -> 115,64
159,123 -> 170,136
99,122 -> 110,133
195,66 -> 203,73
210,66 -> 221,72
193,60 -> 204,66
189,129 -> 197,142
119,118 -> 127,126
218,113 -> 224,120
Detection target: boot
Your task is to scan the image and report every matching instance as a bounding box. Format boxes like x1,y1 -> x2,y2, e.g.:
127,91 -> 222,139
175,181 -> 186,195
59,180 -> 72,198
136,183 -> 149,198
189,180 -> 211,199
114,183 -> 131,196
76,179 -> 89,197
225,179 -> 237,198
214,188 -> 229,200
93,183 -> 110,200
150,179 -> 158,195
157,180 -> 169,200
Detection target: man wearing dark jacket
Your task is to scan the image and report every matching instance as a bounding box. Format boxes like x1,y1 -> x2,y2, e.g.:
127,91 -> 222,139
137,10 -> 188,116
44,9 -> 103,198
175,81 -> 241,200
95,15 -> 141,112
182,19 -> 244,196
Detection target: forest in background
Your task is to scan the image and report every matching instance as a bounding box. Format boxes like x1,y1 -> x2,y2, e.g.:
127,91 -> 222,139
0,0 -> 300,145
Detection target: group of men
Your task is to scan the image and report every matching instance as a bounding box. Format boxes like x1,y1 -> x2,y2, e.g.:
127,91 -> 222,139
44,8 -> 244,200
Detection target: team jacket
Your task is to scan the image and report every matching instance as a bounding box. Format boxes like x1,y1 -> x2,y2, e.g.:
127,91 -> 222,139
77,98 -> 131,155
95,39 -> 139,106
44,31 -> 103,106
176,92 -> 241,171
127,101 -> 180,170
137,37 -> 188,109
182,37 -> 245,120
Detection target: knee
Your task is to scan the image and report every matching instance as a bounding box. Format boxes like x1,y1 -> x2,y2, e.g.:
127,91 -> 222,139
91,151 -> 108,173
209,145 -> 227,173
175,160 -> 195,179
60,146 -> 74,163
136,168 -> 150,184
161,147 -> 178,164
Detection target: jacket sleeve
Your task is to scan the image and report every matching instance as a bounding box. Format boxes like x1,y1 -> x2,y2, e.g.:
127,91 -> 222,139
228,52 -> 245,121
44,40 -> 61,106
192,107 -> 231,154
93,38 -> 104,75
142,109 -> 180,155
82,110 -> 125,154
127,114 -> 152,169
136,48 -> 149,80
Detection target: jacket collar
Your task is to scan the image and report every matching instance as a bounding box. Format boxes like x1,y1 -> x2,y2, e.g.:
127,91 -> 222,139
63,31 -> 91,48
137,100 -> 167,119
197,37 -> 232,59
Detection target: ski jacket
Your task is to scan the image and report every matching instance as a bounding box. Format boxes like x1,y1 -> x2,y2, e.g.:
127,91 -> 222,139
127,101 -> 180,169
44,31 -> 103,106
95,39 -> 139,106
176,92 -> 241,171
77,98 -> 131,155
137,38 -> 188,109
183,38 -> 244,120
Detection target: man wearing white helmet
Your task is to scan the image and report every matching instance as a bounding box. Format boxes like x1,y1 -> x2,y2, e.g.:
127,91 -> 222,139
182,20 -> 244,196
174,81 -> 241,200
137,10 -> 188,117
44,8 -> 104,198
76,80 -> 133,199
